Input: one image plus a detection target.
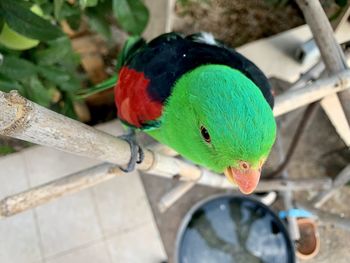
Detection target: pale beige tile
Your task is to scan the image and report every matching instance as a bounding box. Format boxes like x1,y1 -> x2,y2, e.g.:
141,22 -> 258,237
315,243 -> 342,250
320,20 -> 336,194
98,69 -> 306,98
0,154 -> 42,262
35,190 -> 102,257
46,242 -> 110,263
0,153 -> 28,199
107,223 -> 167,263
91,172 -> 154,235
0,210 -> 42,263
22,146 -> 100,187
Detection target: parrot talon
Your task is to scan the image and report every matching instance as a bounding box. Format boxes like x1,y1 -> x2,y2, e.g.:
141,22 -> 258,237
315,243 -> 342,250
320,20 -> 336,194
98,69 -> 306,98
119,131 -> 144,173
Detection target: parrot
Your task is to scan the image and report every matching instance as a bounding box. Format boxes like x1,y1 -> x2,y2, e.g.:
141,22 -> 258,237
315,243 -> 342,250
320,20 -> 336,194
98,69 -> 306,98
87,32 -> 277,194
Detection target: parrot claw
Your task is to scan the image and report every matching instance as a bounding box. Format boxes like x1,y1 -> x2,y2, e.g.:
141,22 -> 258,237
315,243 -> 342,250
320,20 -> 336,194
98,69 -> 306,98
119,130 -> 144,172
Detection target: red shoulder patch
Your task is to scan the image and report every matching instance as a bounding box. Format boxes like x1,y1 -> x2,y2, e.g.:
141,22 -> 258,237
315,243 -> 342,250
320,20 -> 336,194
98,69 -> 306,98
114,67 -> 163,128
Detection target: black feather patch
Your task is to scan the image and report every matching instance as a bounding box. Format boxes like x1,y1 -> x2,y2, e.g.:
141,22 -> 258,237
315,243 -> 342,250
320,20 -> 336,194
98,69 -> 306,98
124,32 -> 274,108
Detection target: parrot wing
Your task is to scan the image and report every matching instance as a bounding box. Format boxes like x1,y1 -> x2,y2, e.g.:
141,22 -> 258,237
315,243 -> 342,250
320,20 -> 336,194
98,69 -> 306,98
115,32 -> 274,130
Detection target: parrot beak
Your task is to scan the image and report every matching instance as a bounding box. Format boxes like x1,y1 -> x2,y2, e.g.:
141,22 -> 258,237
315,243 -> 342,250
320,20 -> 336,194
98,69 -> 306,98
224,160 -> 263,194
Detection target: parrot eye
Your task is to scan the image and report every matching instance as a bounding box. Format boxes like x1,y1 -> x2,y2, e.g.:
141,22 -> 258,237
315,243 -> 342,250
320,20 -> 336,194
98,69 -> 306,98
200,126 -> 211,143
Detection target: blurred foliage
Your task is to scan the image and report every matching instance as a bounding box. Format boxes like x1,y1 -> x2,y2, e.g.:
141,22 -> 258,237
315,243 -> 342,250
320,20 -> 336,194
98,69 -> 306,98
0,0 -> 149,119
0,145 -> 15,155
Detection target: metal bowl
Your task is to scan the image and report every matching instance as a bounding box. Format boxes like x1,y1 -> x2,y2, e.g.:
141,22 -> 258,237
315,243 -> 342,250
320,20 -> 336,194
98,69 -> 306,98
175,194 -> 295,263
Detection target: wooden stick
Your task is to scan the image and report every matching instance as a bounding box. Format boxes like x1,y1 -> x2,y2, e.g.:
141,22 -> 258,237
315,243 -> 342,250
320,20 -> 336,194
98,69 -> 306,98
0,90 -> 201,181
312,164 -> 350,208
296,0 -> 347,72
273,70 -> 350,116
0,162 -> 331,218
0,163 -> 118,218
296,0 -> 350,123
158,180 -> 198,213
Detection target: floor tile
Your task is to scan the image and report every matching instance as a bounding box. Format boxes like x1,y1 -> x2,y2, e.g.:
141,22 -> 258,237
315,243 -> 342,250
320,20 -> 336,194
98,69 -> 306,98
46,242 -> 110,263
107,223 -> 167,263
0,153 -> 28,199
22,146 -> 100,187
91,172 -> 155,235
0,120 -> 166,263
35,190 -> 102,257
0,210 -> 42,263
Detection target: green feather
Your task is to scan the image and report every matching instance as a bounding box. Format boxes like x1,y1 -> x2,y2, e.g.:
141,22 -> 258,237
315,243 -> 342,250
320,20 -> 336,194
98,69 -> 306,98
147,64 -> 276,172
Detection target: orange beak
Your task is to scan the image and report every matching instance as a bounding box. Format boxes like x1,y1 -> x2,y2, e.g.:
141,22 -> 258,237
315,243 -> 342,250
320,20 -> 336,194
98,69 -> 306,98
224,161 -> 263,194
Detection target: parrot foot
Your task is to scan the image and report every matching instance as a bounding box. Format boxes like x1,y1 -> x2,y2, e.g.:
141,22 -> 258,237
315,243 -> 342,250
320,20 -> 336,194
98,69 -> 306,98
119,130 -> 144,172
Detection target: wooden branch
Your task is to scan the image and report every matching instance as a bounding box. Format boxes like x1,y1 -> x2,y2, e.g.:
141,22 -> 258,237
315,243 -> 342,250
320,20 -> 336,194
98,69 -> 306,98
158,180 -> 198,213
0,163 -> 117,218
296,0 -> 347,72
320,95 -> 350,146
312,164 -> 350,208
198,169 -> 331,192
0,91 -> 201,181
290,61 -> 325,90
0,161 -> 331,218
273,70 -> 350,116
296,0 -> 350,125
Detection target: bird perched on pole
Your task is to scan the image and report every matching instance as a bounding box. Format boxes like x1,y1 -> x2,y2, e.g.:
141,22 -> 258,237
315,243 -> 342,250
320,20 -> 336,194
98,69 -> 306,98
84,32 -> 276,194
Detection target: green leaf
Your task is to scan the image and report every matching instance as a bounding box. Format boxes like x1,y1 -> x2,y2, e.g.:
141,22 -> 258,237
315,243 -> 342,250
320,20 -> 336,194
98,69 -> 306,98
37,66 -> 81,92
27,75 -> 52,107
0,56 -> 37,80
335,0 -> 348,7
33,0 -> 48,5
0,16 -> 4,32
57,2 -> 80,20
37,66 -> 71,84
80,0 -> 99,9
54,0 -> 65,19
0,145 -> 15,155
0,0 -> 63,41
66,13 -> 82,30
34,36 -> 72,65
61,93 -> 78,119
86,10 -> 111,40
113,0 -> 149,35
0,73 -> 24,93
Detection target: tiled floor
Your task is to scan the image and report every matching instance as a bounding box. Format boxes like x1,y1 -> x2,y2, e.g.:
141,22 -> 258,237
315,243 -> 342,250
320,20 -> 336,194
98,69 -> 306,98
0,121 -> 167,263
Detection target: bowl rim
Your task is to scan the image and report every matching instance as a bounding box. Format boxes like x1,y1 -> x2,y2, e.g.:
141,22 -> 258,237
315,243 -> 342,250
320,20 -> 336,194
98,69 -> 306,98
174,193 -> 296,263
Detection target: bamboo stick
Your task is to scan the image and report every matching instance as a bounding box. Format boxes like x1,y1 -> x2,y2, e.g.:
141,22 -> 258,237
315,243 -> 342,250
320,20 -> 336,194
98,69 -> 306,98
0,163 -> 117,218
312,164 -> 350,208
273,70 -> 350,116
296,0 -> 347,72
296,0 -> 350,123
0,161 -> 331,218
158,180 -> 198,213
0,90 -> 201,181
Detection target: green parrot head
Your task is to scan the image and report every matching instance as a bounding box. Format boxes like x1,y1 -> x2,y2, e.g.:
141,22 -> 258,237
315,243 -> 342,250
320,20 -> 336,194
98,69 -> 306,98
148,64 -> 276,194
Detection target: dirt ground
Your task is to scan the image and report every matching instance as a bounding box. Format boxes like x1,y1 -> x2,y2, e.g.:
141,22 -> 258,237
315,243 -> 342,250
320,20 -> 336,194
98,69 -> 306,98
173,0 -> 304,47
